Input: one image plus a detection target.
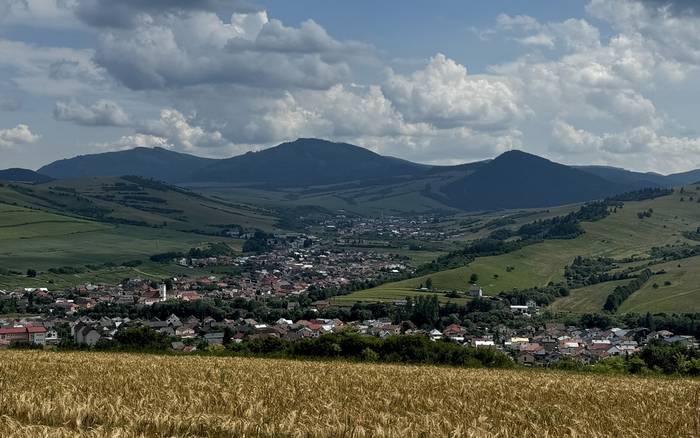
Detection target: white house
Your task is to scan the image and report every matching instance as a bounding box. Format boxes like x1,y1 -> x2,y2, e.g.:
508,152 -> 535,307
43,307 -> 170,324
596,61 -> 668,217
429,329 -> 443,340
468,284 -> 483,298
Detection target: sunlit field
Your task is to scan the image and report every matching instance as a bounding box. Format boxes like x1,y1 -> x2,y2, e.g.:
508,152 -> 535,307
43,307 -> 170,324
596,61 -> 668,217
0,351 -> 697,437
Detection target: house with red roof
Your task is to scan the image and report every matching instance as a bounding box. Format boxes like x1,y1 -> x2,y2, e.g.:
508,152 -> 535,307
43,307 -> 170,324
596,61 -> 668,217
0,325 -> 47,345
0,327 -> 28,343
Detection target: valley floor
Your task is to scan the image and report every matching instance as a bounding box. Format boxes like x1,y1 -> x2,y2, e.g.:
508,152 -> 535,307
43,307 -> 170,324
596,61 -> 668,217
0,351 -> 697,437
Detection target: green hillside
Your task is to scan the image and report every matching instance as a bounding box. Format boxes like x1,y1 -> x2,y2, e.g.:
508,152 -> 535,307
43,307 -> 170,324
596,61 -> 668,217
0,178 -> 279,287
0,176 -> 278,233
201,175 -> 460,216
342,187 -> 700,311
0,203 -> 235,273
618,256 -> 700,313
0,259 -> 220,290
550,279 -> 631,313
552,256 -> 700,314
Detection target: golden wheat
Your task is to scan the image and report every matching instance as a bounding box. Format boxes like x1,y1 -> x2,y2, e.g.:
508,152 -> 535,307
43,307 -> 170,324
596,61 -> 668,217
0,350 -> 697,437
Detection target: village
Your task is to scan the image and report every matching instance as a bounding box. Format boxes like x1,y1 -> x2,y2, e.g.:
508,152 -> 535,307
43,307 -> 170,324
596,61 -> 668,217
318,214 -> 450,247
0,217 -> 697,367
0,272 -> 696,366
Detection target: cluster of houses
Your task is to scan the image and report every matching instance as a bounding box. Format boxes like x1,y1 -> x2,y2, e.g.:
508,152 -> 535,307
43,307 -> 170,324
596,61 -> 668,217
321,214 -> 448,244
0,282 -> 202,314
227,248 -> 411,294
66,315 -> 351,347
433,322 -> 697,366
2,312 -> 695,369
0,247 -> 415,313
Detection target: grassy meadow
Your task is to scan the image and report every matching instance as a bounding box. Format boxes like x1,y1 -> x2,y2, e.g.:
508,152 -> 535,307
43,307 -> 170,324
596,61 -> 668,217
0,203 -> 241,287
0,203 -> 234,270
0,351 -> 697,437
619,255 -> 700,313
552,255 -> 700,314
549,279 -> 632,313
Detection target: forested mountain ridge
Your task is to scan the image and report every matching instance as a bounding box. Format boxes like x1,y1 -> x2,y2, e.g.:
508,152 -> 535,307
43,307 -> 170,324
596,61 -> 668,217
37,139 -> 697,212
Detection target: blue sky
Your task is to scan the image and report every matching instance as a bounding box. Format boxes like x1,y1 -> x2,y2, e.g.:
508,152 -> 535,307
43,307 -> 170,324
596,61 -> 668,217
263,1 -> 591,70
0,0 -> 699,173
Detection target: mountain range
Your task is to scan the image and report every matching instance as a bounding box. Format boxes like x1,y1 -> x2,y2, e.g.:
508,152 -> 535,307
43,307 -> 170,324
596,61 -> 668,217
1,138 -> 697,212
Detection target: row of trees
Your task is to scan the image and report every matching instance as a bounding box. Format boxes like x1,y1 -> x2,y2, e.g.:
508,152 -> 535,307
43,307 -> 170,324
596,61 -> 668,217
651,244 -> 700,262
603,269 -> 653,312
564,256 -> 635,288
605,187 -> 673,202
230,332 -> 514,368
499,283 -> 570,307
59,326 -> 515,369
150,242 -> 236,263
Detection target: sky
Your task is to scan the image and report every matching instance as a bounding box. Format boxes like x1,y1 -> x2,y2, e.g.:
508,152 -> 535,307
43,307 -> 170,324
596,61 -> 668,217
1,0 -> 700,173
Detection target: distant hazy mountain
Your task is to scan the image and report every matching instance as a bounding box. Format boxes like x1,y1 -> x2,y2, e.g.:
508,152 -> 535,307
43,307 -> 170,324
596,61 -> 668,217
187,138 -> 428,187
0,168 -> 52,184
39,147 -> 216,182
575,166 -> 670,189
577,165 -> 700,187
441,150 -> 624,210
666,169 -> 700,185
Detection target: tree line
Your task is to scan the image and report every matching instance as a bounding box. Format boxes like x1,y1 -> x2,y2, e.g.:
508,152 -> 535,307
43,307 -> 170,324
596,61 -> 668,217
603,269 -> 653,312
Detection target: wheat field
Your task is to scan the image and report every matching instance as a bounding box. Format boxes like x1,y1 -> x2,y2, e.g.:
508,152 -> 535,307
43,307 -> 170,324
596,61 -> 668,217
0,351 -> 698,437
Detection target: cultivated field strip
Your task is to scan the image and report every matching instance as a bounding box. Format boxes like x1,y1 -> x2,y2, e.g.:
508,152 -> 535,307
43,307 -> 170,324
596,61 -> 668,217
0,351 -> 697,437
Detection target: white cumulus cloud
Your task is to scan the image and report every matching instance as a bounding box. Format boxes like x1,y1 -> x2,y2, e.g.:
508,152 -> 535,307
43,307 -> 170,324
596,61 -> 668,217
383,53 -> 525,130
0,124 -> 41,148
92,10 -> 371,91
551,119 -> 700,171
